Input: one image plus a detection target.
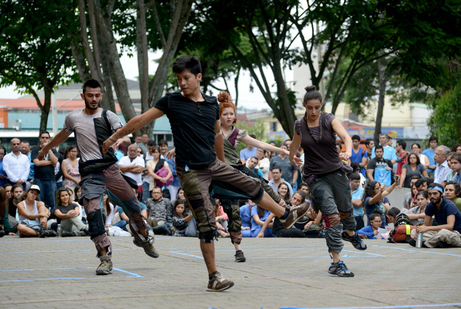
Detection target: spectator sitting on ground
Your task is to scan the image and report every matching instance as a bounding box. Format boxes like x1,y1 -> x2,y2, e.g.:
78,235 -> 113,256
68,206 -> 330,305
444,181 -> 461,212
3,184 -> 12,199
112,188 -> 149,231
53,187 -> 89,237
268,166 -> 293,197
102,193 -> 117,230
252,148 -> 270,179
17,185 -> 55,237
277,182 -> 291,205
8,184 -> 23,228
450,153 -> 461,186
350,173 -> 365,231
214,198 -> 229,238
399,153 -> 428,188
357,210 -> 383,239
298,182 -> 308,195
350,162 -> 366,187
401,191 -> 429,225
402,176 -> 421,209
247,156 -> 264,179
171,199 -> 194,236
410,183 -> 461,248
240,200 -> 253,238
363,177 -> 399,228
250,204 -> 273,238
415,177 -> 430,192
145,186 -> 172,235
0,187 -> 16,236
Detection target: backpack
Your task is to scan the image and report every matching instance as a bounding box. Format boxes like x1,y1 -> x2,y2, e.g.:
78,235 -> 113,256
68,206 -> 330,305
388,213 -> 415,243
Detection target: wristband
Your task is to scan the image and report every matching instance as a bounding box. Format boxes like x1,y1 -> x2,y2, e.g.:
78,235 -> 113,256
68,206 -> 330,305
109,135 -> 117,142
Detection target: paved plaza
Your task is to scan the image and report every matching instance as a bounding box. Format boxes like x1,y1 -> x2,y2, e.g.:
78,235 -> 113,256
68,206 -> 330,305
1,235 -> 461,309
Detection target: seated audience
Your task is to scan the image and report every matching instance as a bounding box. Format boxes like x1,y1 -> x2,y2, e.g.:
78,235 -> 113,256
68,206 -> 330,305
451,153 -> 461,186
0,187 -> 16,236
145,186 -> 172,234
171,199 -> 194,236
214,198 -> 229,238
17,185 -> 55,237
8,184 -> 24,228
268,166 -> 293,197
444,181 -> 461,212
350,173 -> 365,230
357,210 -> 383,239
277,182 -> 291,204
410,183 -> 461,248
363,177 -> 399,227
401,191 -> 429,225
250,205 -> 273,238
240,200 -> 253,238
53,187 -> 89,237
102,193 -> 117,229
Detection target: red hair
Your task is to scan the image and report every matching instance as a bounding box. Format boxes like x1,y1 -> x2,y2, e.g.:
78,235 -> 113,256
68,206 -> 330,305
218,92 -> 237,124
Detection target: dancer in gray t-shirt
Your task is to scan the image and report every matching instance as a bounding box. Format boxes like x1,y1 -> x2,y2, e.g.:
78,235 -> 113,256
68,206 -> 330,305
38,79 -> 159,276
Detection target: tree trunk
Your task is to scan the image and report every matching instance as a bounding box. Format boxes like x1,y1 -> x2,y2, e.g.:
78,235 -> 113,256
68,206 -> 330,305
97,31 -> 116,113
40,85 -> 53,135
374,55 -> 387,146
136,0 -> 150,136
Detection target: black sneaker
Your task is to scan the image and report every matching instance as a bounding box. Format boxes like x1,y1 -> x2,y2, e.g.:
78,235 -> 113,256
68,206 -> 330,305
96,255 -> 113,275
62,231 -> 76,237
0,229 -> 5,237
133,237 -> 159,258
207,272 -> 234,292
342,231 -> 367,250
234,250 -> 246,263
80,227 -> 90,236
47,230 -> 57,237
328,260 -> 354,277
39,228 -> 49,238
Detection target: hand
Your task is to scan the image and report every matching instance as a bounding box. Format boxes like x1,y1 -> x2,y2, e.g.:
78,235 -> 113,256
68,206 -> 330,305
8,232 -> 16,236
290,155 -> 303,168
339,150 -> 351,161
279,148 -> 289,156
386,167 -> 392,171
416,225 -> 429,233
394,175 -> 400,184
16,179 -> 24,185
102,137 -> 116,154
256,232 -> 264,238
279,199 -> 287,207
0,175 -> 5,179
304,221 -> 313,230
166,148 -> 176,159
380,184 -> 385,191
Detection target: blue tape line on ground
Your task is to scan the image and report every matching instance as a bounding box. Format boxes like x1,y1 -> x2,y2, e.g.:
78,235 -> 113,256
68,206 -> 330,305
373,245 -> 461,258
280,303 -> 461,309
169,251 -> 204,259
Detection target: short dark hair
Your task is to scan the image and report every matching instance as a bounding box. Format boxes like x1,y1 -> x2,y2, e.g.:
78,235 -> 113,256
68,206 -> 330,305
147,139 -> 156,147
271,166 -> 282,172
410,175 -> 421,181
375,145 -> 384,152
429,135 -> 438,143
415,178 -> 428,188
352,135 -> 361,141
299,182 -> 308,189
387,207 -> 400,219
364,139 -> 373,147
40,131 -> 50,138
349,173 -> 361,181
451,153 -> 461,163
158,139 -> 168,147
172,55 -> 202,76
446,181 -> 461,196
397,140 -> 406,150
249,156 -> 259,162
294,190 -> 306,202
82,79 -> 102,93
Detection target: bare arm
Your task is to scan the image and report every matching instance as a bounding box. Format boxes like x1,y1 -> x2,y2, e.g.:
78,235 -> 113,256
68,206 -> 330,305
417,214 -> 455,233
37,129 -> 71,160
382,176 -> 399,198
256,213 -> 276,238
103,107 -> 165,153
289,131 -> 303,168
352,198 -> 363,207
332,118 -> 352,159
399,168 -> 407,187
61,160 -> 80,184
214,120 -> 225,163
366,168 -> 374,181
241,135 -> 289,156
48,149 -> 58,167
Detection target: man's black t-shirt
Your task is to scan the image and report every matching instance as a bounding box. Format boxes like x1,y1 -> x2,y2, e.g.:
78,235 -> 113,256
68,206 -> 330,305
31,146 -> 59,181
155,92 -> 219,169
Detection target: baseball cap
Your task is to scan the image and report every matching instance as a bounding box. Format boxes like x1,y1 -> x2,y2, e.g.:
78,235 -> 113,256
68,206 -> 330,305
30,184 -> 41,192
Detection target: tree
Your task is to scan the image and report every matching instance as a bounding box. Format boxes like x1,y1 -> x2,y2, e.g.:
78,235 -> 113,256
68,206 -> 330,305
71,0 -> 193,137
0,0 -> 79,134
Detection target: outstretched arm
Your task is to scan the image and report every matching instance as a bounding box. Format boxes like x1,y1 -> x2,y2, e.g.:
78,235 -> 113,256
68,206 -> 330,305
37,129 -> 71,160
241,135 -> 289,156
103,107 -> 164,153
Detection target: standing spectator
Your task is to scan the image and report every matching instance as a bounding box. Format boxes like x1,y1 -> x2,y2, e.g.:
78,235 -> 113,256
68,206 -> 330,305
364,139 -> 374,160
451,144 -> 461,154
423,136 -> 438,176
112,143 -> 124,163
433,145 -> 450,185
371,133 -> 397,164
141,140 -> 156,202
239,134 -> 257,164
395,140 -> 409,176
20,140 -> 34,188
118,144 -> 145,194
137,133 -> 149,155
399,153 -> 428,188
158,139 -> 169,159
411,143 -> 430,170
350,135 -> 367,177
31,131 -> 59,209
62,145 -> 80,189
350,173 -> 365,231
366,145 -> 394,186
0,145 -> 7,186
146,146 -> 172,192
270,143 -> 297,188
268,166 -> 293,197
3,138 -> 30,190
159,139 -> 175,198
167,153 -> 181,202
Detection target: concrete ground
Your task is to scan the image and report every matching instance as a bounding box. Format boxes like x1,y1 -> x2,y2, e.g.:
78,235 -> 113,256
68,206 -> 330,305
1,235 -> 461,309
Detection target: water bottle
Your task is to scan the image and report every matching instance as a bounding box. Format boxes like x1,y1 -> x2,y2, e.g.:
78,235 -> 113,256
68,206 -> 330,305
416,232 -> 424,248
57,224 -> 62,237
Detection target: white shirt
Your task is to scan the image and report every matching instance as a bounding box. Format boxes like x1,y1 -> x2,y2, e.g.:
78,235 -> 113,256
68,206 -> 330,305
118,156 -> 145,186
3,152 -> 30,183
434,160 -> 450,184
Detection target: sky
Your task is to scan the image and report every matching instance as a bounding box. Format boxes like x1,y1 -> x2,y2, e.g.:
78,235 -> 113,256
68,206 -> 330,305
0,50 -> 291,112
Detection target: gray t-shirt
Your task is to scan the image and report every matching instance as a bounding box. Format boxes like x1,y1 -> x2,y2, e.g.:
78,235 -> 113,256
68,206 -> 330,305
401,163 -> 426,188
63,108 -> 123,162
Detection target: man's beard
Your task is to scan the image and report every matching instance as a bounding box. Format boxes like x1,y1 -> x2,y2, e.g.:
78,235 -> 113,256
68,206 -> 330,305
85,99 -> 99,110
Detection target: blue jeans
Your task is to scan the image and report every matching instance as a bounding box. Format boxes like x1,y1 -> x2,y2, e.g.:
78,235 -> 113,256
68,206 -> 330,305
142,181 -> 150,203
34,179 -> 57,209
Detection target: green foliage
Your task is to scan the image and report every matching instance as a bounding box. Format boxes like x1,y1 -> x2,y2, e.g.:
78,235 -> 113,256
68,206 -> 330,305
235,120 -> 268,154
428,81 -> 461,147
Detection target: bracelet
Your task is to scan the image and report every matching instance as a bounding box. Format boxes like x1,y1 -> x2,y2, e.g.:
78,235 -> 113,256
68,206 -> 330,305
109,135 -> 117,142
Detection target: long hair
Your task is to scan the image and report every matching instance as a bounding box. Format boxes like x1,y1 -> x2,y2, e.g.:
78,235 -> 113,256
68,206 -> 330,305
363,181 -> 379,201
408,153 -> 421,166
218,91 -> 237,124
56,187 -> 72,206
0,187 -> 7,220
173,199 -> 186,218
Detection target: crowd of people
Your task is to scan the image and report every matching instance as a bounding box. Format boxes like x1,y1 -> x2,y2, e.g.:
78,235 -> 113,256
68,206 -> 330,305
1,55 -> 461,291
